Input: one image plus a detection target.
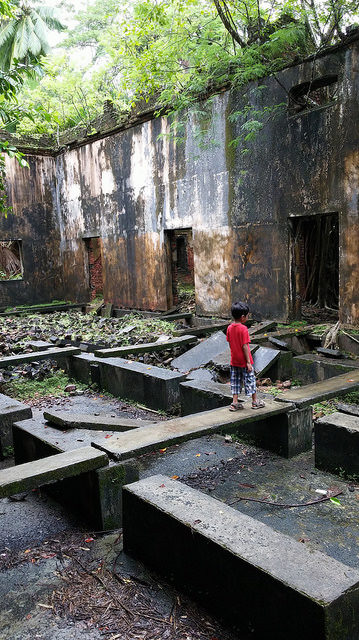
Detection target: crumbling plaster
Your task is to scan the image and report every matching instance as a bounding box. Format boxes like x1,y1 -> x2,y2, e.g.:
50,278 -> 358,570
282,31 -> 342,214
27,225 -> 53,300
1,39 -> 359,322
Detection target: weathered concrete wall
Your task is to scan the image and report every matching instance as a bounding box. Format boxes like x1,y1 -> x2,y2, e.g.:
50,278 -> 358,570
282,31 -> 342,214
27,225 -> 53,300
1,39 -> 359,322
0,155 -> 64,308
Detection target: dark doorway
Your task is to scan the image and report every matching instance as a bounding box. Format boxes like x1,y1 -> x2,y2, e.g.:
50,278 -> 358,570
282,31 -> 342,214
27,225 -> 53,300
290,213 -> 339,320
0,240 -> 23,280
165,229 -> 195,308
84,237 -> 103,299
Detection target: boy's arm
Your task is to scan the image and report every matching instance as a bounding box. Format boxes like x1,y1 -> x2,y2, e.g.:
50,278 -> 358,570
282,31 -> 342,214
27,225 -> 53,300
243,343 -> 252,372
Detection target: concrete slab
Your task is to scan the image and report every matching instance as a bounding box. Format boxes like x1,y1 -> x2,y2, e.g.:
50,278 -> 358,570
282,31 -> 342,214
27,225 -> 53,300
27,340 -> 53,351
210,344 -> 259,370
0,446 -> 108,498
248,320 -> 276,335
0,393 -> 32,456
315,412 -> 359,478
92,401 -> 311,460
253,346 -> 280,376
275,369 -> 359,408
338,332 -> 359,356
94,334 -> 197,358
99,357 -> 186,411
0,346 -> 81,368
186,368 -> 216,382
180,379 -> 232,415
293,353 -> 359,384
171,331 -> 227,372
174,323 -> 228,337
335,402 -> 359,416
43,410 -> 146,432
123,475 -> 359,639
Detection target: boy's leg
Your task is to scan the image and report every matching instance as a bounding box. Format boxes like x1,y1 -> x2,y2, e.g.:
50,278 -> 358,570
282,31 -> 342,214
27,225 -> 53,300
229,366 -> 243,410
243,369 -> 265,409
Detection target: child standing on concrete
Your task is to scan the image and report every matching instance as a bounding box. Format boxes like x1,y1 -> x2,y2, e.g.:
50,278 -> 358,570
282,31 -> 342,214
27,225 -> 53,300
226,301 -> 265,411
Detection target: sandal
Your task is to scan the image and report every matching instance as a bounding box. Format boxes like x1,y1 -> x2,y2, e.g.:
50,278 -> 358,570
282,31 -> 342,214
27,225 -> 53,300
229,403 -> 244,411
252,400 -> 265,409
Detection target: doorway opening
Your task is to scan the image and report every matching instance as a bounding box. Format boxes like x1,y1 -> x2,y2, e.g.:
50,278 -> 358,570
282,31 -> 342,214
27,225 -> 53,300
84,237 -> 103,300
165,229 -> 195,310
290,213 -> 339,322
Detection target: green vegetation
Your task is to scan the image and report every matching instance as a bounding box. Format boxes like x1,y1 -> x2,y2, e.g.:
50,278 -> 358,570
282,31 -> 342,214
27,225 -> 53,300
3,369 -> 88,401
4,299 -> 69,311
9,0 -> 359,139
341,391 -> 359,405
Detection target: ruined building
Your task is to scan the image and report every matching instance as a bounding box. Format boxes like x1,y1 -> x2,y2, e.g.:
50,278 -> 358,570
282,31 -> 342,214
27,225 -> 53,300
1,35 -> 358,323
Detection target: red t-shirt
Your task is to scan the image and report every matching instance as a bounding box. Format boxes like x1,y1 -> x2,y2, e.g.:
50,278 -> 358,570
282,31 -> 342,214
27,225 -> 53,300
226,322 -> 253,367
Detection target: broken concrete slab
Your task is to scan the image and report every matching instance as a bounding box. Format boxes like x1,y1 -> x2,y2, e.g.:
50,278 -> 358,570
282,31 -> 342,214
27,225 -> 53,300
268,336 -> 289,350
12,419 -> 138,529
316,347 -> 347,358
293,354 -> 359,385
210,344 -> 259,371
248,320 -> 276,335
123,475 -> 359,639
99,357 -> 187,411
27,340 -> 53,351
0,346 -> 81,368
338,332 -> 359,356
173,323 -> 228,337
94,334 -> 197,358
315,412 -> 359,478
0,393 -> 32,456
253,346 -> 280,376
92,400 -> 311,460
275,369 -> 359,408
171,331 -> 227,372
335,402 -> 359,417
186,368 -> 216,382
43,410 -> 147,432
0,446 -> 108,498
180,380 -> 232,414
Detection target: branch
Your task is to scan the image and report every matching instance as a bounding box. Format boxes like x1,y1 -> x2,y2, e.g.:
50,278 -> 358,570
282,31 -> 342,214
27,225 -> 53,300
213,0 -> 246,48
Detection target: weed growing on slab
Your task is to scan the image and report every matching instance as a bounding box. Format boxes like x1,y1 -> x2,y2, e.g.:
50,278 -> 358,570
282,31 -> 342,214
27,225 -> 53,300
3,370 -> 88,401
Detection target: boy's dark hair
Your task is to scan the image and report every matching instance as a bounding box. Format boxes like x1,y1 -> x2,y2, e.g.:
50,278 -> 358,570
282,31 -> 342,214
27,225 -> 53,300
231,301 -> 249,319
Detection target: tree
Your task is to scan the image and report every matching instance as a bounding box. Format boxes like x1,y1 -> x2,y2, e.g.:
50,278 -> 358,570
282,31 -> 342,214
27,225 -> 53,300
0,0 -> 65,71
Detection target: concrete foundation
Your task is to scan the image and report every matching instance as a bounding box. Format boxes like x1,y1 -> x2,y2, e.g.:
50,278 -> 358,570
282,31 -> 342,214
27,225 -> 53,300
0,393 -> 32,457
123,475 -> 359,640
293,354 -> 359,384
315,412 -> 359,479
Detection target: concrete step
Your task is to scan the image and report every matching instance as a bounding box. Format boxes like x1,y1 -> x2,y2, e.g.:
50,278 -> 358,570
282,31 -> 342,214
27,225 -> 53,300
0,346 -> 81,368
94,334 -> 197,358
275,369 -> 359,408
0,446 -> 108,498
92,400 -> 311,460
43,410 -> 149,432
123,475 -> 359,640
173,323 -> 228,337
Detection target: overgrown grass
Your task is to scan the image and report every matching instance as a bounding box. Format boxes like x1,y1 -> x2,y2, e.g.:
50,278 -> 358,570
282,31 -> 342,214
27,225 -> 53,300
2,370 -> 88,401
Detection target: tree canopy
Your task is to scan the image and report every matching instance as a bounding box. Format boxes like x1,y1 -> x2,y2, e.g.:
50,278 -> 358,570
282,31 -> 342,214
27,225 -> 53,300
4,0 -> 359,137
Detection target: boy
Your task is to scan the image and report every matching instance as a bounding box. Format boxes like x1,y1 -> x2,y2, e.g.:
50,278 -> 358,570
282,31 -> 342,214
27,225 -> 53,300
226,301 -> 265,411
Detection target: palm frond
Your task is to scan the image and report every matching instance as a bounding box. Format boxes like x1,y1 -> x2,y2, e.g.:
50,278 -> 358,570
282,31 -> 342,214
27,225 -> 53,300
31,11 -> 49,51
36,6 -> 65,31
13,16 -> 29,60
0,19 -> 17,48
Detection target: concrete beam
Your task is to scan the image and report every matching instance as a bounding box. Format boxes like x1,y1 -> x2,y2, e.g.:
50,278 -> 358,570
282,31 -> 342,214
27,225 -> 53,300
123,475 -> 359,639
94,334 -> 197,358
315,412 -> 359,478
275,369 -> 359,408
0,347 -> 81,368
0,446 -> 108,498
91,402 -> 304,460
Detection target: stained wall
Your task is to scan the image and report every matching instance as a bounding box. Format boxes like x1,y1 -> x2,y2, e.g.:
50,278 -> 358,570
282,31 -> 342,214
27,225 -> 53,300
1,39 -> 359,322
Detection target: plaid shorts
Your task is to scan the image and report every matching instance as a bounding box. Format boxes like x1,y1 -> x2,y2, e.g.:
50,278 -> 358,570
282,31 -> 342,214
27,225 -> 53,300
230,366 -> 257,396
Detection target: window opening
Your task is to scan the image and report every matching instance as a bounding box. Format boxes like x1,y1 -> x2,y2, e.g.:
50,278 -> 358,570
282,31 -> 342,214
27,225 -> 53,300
0,240 -> 23,280
84,237 -> 103,299
288,75 -> 338,116
290,213 -> 339,321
